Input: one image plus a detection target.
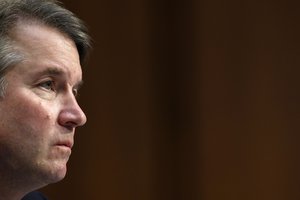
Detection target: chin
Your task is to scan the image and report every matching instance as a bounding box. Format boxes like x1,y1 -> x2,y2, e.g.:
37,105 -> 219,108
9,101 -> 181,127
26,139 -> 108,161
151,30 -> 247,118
42,163 -> 68,184
27,165 -> 67,191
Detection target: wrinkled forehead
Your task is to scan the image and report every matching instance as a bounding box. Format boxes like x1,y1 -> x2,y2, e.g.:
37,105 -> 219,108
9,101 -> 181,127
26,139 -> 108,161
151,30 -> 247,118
8,21 -> 82,82
11,21 -> 79,60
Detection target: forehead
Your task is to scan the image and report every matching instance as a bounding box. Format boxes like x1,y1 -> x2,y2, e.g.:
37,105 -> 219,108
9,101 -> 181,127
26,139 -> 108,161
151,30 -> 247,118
9,21 -> 82,82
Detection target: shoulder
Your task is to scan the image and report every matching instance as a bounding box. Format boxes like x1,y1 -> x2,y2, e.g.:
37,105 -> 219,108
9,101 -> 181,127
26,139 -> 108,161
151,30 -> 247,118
21,191 -> 48,200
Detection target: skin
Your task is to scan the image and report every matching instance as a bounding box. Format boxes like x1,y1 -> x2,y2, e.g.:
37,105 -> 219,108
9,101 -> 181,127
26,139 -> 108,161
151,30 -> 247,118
0,21 -> 87,200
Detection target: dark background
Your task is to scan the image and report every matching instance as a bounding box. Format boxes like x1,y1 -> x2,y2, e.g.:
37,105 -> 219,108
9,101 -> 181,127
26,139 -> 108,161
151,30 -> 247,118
41,0 -> 300,199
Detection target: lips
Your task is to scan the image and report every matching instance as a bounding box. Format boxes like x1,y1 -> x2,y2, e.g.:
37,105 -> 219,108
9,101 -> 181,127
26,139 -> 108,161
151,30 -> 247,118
56,140 -> 73,149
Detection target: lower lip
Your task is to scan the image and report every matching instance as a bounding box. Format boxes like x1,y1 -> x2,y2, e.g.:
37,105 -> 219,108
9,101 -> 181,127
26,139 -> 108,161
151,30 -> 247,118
56,145 -> 71,151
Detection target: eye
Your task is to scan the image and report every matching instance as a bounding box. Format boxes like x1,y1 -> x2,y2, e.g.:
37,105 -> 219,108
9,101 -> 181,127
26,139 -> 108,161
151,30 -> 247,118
39,80 -> 55,91
72,88 -> 78,97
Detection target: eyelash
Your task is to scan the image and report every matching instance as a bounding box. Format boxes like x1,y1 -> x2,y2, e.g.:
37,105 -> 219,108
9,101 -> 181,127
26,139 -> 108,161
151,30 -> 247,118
72,89 -> 78,97
38,80 -> 79,97
39,80 -> 55,92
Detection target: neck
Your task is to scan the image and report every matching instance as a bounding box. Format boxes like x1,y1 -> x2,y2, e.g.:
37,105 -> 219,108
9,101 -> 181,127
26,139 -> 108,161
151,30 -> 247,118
0,168 -> 41,200
0,180 -> 27,200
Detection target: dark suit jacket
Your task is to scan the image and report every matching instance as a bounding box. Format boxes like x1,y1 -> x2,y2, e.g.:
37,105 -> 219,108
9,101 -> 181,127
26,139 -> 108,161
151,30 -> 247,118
21,191 -> 48,200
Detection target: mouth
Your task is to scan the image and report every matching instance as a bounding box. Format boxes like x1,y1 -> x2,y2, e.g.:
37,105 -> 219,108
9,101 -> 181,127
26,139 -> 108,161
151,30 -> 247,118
56,140 -> 73,149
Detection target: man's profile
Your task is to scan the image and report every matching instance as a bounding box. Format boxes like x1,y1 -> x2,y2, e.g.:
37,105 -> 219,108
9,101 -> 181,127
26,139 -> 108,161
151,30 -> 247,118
0,0 -> 91,199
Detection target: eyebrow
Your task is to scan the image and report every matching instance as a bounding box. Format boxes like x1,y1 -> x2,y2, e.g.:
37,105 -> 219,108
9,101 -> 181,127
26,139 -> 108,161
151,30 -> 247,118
75,79 -> 84,90
36,67 -> 64,77
36,67 -> 84,89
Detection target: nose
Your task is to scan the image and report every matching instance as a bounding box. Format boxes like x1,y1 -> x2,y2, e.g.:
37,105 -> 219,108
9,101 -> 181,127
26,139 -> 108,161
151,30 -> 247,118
58,92 -> 87,129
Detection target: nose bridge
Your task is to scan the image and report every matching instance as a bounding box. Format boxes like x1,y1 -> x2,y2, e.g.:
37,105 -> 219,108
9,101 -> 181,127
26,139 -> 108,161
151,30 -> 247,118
60,90 -> 87,127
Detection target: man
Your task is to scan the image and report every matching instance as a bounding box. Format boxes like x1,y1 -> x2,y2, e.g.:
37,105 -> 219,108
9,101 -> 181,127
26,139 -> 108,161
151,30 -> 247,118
0,0 -> 91,199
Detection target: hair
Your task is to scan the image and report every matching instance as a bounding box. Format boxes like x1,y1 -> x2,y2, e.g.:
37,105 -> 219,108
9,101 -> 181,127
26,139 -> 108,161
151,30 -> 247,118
0,0 -> 91,97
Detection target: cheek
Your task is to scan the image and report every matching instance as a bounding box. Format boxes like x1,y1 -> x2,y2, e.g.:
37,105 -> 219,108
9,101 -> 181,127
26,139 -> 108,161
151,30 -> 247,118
0,97 -> 56,163
7,97 -> 57,135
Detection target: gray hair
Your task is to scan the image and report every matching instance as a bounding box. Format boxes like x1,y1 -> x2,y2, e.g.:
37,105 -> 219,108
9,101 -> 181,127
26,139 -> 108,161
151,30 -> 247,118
0,0 -> 91,97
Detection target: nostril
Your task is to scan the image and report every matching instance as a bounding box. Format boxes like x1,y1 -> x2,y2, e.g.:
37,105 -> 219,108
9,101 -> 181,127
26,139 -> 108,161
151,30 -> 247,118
64,121 -> 77,130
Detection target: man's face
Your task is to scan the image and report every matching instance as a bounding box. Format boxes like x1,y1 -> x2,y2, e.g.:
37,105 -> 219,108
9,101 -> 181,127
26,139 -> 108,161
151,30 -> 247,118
0,22 -> 87,187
